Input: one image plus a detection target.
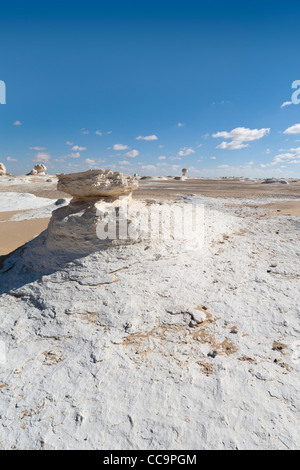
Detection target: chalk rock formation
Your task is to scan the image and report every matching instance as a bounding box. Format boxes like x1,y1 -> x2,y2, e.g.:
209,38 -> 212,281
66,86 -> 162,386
44,169 -> 203,258
34,164 -> 47,175
57,169 -> 138,199
262,178 -> 289,185
46,170 -> 141,255
27,169 -> 38,176
0,163 -> 6,176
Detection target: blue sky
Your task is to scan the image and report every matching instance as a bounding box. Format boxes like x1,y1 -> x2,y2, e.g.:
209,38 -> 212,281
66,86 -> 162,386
1,0 -> 300,177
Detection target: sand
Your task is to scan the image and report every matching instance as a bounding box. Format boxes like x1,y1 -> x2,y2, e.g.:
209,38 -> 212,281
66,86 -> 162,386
0,216 -> 50,256
135,178 -> 300,200
1,175 -> 300,200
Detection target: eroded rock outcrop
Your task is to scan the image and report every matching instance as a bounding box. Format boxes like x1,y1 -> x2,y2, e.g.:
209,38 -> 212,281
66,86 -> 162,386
44,169 -> 203,257
57,169 -> 138,198
31,164 -> 47,175
27,169 -> 38,176
46,169 -> 141,255
0,163 -> 6,176
182,168 -> 188,177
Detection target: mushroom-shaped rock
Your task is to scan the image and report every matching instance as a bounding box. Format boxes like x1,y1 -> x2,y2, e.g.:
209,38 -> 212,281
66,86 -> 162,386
182,168 -> 188,177
0,163 -> 7,176
43,169 -> 202,258
34,164 -> 47,175
57,169 -> 139,199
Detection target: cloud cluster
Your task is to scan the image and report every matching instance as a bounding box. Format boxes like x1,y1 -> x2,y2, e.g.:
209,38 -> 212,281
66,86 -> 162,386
30,146 -> 47,151
113,144 -> 130,150
32,152 -> 51,163
178,147 -> 195,157
213,127 -> 270,150
72,145 -> 87,151
260,147 -> 300,167
136,135 -> 158,141
124,149 -> 139,158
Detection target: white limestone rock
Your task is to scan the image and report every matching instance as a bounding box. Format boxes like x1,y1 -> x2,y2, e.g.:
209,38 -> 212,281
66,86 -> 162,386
34,164 -> 47,175
57,169 -> 139,199
0,163 -> 6,176
27,169 -> 38,176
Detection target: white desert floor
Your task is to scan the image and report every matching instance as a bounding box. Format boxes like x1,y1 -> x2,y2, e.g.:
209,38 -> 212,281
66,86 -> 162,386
0,186 -> 299,450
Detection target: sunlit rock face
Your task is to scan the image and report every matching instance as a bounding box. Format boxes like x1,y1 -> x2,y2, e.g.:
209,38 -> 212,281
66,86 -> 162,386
33,164 -> 47,175
46,170 -> 140,255
44,169 -> 203,257
182,168 -> 188,177
57,169 -> 139,199
0,163 -> 6,176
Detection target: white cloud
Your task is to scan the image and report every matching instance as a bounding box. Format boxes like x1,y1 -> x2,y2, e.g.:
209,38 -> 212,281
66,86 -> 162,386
281,101 -> 293,108
68,152 -> 81,159
6,156 -> 17,162
210,156 -> 217,160
260,147 -> 300,167
136,135 -> 158,141
113,144 -> 130,150
213,126 -> 270,150
95,130 -> 102,136
118,160 -> 130,165
178,147 -> 195,157
30,146 -> 46,151
124,149 -> 139,158
158,156 -> 166,160
218,164 -> 229,169
66,141 -> 74,146
169,156 -> 182,161
283,124 -> 300,134
13,120 -> 22,126
81,128 -> 90,135
141,164 -> 158,171
32,152 -> 51,163
85,158 -> 96,165
216,141 -> 249,150
72,145 -> 87,151
177,122 -> 185,127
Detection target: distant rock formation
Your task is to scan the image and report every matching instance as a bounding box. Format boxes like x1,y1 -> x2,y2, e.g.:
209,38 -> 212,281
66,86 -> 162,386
262,178 -> 289,185
182,168 -> 188,177
35,164 -> 47,175
0,163 -> 6,176
27,164 -> 47,176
